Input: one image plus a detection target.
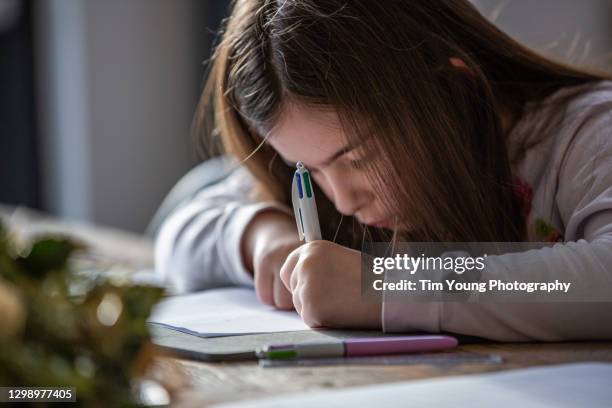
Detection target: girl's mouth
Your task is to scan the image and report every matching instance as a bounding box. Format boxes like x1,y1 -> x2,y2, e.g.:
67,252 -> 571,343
368,219 -> 392,229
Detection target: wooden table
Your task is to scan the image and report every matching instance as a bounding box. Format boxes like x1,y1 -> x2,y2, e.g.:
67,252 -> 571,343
163,341 -> 612,406
4,205 -> 612,406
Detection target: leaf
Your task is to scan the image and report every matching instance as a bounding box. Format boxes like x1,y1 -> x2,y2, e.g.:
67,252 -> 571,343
16,238 -> 81,278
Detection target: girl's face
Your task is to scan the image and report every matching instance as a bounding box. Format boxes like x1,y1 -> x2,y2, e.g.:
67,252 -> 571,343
267,103 -> 393,229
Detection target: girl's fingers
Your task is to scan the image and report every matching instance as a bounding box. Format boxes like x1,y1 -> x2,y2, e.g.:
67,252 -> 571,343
273,275 -> 295,310
280,247 -> 301,290
292,286 -> 303,316
289,262 -> 300,293
254,264 -> 275,306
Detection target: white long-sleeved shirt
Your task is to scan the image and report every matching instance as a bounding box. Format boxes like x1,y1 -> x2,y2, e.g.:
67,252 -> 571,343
155,81 -> 612,341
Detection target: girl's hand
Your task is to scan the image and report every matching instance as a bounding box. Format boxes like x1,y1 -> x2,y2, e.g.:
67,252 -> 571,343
280,240 -> 382,329
242,211 -> 301,310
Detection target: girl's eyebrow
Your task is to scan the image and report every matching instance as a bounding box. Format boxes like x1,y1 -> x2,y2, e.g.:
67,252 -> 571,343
285,144 -> 354,170
321,144 -> 355,166
280,141 -> 363,169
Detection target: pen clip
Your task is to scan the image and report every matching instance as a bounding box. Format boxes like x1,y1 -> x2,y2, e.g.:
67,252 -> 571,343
292,173 -> 305,241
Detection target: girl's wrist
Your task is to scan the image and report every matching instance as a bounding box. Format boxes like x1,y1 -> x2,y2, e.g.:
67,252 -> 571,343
241,210 -> 296,275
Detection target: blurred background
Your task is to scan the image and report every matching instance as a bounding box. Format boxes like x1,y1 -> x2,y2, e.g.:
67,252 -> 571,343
0,0 -> 611,234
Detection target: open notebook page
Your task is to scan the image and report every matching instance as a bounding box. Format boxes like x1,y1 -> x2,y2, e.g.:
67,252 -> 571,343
148,287 -> 309,337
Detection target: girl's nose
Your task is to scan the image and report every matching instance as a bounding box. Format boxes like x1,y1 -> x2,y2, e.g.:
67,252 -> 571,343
329,180 -> 369,216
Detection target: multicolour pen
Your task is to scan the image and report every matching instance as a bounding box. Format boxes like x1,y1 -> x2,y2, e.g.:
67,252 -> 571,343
291,162 -> 322,242
256,335 -> 458,360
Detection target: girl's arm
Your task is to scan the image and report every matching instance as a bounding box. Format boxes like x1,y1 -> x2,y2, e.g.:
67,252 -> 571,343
154,167 -> 290,293
384,108 -> 612,341
383,239 -> 612,341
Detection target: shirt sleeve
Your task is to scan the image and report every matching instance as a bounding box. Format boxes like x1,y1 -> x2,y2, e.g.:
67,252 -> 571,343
154,167 -> 292,294
383,106 -> 612,341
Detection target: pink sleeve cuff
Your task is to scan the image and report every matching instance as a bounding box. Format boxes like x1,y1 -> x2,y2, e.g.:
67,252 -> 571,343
381,270 -> 441,333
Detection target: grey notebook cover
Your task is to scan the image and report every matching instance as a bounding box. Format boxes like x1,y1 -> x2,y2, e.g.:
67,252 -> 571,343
149,324 -> 396,361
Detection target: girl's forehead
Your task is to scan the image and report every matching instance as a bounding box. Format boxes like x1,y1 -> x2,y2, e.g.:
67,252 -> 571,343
266,103 -> 348,166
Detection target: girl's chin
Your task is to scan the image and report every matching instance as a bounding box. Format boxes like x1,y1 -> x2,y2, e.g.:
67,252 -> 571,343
369,219 -> 393,229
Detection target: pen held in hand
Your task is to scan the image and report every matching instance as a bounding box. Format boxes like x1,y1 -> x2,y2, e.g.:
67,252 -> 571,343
292,162 -> 322,242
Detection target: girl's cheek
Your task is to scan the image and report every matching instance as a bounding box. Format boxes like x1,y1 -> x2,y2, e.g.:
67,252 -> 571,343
366,182 -> 396,217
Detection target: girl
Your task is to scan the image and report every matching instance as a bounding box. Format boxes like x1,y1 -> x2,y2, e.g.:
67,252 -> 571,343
156,0 -> 612,341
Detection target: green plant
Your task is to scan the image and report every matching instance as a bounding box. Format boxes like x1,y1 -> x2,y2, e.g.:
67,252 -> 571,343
0,221 -> 164,406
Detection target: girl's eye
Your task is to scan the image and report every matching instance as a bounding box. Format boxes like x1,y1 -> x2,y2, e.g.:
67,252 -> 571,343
349,158 -> 368,170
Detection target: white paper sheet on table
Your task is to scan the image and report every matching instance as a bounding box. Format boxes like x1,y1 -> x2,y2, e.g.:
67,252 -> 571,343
211,363 -> 612,408
148,287 -> 309,337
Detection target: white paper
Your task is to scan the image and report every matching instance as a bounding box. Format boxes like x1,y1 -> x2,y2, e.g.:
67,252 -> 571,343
148,287 -> 309,337
213,363 -> 612,408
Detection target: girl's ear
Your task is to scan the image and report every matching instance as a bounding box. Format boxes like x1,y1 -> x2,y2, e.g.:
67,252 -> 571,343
449,57 -> 470,71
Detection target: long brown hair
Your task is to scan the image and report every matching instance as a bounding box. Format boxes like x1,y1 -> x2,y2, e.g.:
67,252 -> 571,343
194,0 -> 610,247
